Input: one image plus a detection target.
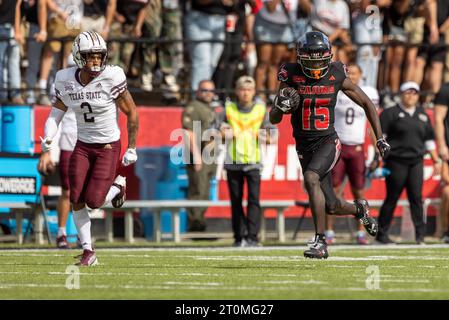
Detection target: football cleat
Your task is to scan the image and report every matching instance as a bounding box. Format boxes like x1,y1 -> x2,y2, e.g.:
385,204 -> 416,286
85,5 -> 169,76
75,249 -> 98,266
307,234 -> 318,248
355,199 -> 378,236
111,175 -> 126,208
304,239 -> 328,259
56,235 -> 70,249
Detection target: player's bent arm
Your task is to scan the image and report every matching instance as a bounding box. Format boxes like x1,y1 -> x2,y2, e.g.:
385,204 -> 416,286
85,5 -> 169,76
116,89 -> 139,148
41,99 -> 66,152
434,104 -> 449,157
269,82 -> 288,124
44,99 -> 67,140
341,78 -> 383,140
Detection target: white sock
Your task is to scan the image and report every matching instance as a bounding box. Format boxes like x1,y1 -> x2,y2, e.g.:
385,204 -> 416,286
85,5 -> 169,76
57,227 -> 66,237
38,79 -> 47,90
73,207 -> 92,251
103,185 -> 120,206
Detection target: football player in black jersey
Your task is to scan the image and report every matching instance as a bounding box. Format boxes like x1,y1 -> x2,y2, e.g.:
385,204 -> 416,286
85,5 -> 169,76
270,31 -> 391,259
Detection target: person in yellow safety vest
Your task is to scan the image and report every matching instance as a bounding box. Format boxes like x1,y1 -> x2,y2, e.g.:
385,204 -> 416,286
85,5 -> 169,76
219,75 -> 278,247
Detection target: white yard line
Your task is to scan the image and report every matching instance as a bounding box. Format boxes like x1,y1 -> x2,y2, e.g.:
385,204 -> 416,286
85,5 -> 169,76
1,244 -> 449,254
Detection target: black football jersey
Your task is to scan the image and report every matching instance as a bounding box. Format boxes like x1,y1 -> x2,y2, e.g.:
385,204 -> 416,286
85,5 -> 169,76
278,61 -> 348,140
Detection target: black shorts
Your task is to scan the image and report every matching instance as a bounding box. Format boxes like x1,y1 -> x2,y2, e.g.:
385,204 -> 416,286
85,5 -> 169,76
418,38 -> 446,63
296,133 -> 341,179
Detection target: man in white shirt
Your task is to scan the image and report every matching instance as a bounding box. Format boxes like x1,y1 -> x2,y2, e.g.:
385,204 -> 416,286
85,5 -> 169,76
328,63 -> 380,245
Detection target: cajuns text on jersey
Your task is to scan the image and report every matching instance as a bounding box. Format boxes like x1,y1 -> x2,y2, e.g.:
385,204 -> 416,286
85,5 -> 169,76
54,65 -> 127,144
277,61 -> 347,140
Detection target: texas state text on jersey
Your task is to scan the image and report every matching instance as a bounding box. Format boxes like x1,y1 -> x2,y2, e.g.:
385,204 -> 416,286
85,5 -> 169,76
54,65 -> 127,144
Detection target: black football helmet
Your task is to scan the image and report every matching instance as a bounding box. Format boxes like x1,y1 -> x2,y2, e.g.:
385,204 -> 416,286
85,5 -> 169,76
296,31 -> 333,79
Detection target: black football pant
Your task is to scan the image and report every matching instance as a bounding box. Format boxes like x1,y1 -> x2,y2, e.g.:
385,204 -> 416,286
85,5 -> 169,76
297,134 -> 359,235
226,169 -> 261,242
378,157 -> 425,240
297,135 -> 344,213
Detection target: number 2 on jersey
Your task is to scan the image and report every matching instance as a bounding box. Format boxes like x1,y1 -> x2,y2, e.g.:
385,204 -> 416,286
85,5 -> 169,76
80,102 -> 95,123
302,98 -> 330,130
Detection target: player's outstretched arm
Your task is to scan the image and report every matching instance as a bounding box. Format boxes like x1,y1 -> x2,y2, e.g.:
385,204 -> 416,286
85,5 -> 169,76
341,78 -> 390,157
116,89 -> 139,166
41,98 -> 67,152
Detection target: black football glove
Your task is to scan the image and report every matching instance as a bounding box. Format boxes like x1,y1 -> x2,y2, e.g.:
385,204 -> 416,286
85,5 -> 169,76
273,87 -> 300,114
376,138 -> 391,158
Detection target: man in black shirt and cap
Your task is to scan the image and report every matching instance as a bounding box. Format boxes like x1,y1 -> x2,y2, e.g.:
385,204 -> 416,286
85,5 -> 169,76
378,81 -> 441,244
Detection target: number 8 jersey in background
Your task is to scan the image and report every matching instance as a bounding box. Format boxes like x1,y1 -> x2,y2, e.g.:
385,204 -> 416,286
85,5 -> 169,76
334,85 -> 379,146
54,65 -> 127,144
278,61 -> 347,149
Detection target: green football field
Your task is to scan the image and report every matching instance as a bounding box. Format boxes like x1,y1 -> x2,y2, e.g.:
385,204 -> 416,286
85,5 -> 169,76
1,244 -> 449,300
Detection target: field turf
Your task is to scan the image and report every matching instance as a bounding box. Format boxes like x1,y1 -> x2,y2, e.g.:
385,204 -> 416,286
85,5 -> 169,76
0,244 -> 448,300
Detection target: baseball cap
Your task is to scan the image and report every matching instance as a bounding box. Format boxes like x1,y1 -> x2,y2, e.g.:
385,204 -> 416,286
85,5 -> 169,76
236,76 -> 256,89
400,81 -> 420,93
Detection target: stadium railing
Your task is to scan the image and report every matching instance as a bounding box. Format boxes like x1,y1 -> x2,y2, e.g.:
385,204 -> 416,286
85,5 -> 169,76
1,36 -> 448,102
1,197 -> 441,244
102,200 -> 295,243
101,198 -> 441,244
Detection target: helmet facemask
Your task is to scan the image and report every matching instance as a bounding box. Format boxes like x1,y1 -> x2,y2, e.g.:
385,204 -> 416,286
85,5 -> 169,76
80,50 -> 108,77
297,51 -> 333,79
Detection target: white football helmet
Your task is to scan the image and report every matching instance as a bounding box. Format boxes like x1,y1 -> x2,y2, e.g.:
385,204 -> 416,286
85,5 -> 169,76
72,31 -> 107,76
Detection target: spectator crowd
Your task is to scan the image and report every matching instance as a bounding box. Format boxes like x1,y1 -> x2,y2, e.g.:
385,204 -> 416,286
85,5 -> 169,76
0,0 -> 448,107
1,0 -> 449,244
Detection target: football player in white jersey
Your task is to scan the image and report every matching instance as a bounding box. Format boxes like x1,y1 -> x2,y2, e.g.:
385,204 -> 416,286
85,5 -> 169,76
38,108 -> 77,248
40,31 -> 139,266
328,63 -> 380,245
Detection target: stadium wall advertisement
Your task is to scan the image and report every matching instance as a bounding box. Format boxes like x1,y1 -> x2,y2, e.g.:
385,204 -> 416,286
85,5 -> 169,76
34,106 -> 441,218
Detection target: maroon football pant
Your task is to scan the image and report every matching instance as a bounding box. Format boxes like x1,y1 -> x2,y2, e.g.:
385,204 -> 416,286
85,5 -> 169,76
69,140 -> 121,209
331,144 -> 365,190
59,150 -> 73,191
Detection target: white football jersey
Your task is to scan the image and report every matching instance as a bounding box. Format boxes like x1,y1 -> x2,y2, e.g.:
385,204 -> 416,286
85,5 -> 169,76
334,85 -> 379,145
59,108 -> 77,151
54,65 -> 127,144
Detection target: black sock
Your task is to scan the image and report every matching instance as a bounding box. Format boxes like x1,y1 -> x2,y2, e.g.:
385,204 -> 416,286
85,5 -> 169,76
354,202 -> 364,219
316,233 -> 326,242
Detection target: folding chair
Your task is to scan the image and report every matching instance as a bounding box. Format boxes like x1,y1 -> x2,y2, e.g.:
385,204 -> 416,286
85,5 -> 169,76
292,201 -> 309,240
292,201 -> 357,241
24,166 -> 62,244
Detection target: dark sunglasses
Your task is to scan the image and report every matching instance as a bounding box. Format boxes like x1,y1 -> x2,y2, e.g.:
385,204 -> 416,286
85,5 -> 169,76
199,88 -> 215,93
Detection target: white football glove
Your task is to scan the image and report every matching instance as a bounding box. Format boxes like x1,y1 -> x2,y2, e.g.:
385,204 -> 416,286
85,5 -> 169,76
122,148 -> 138,166
40,136 -> 53,153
